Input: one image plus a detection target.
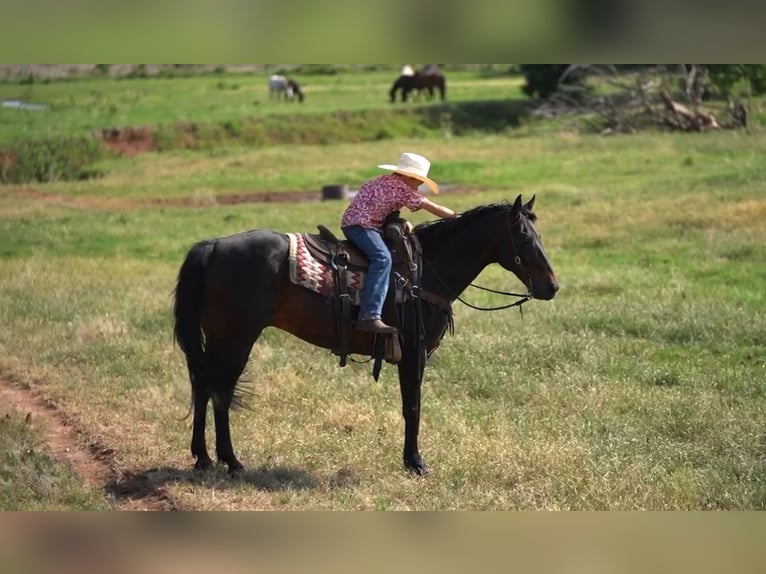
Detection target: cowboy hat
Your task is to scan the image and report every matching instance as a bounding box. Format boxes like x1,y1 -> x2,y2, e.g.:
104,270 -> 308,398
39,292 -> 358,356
378,152 -> 439,194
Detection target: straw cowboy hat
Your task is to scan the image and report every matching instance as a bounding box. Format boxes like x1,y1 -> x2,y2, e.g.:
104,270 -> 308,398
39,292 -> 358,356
378,152 -> 439,194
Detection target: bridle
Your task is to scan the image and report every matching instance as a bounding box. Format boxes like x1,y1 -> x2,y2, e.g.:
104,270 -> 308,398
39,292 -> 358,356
422,205 -> 534,314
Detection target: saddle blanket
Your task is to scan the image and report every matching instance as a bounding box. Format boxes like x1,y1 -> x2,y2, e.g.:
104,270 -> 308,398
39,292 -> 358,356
287,233 -> 364,305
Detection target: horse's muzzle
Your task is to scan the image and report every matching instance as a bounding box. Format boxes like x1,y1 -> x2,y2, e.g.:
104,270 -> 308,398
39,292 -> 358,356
532,276 -> 559,300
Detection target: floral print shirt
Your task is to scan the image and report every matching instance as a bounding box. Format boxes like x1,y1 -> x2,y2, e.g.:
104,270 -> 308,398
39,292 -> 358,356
341,174 -> 424,229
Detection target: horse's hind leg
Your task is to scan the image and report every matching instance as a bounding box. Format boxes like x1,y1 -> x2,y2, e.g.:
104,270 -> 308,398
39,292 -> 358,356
191,388 -> 213,470
206,336 -> 259,474
214,406 -> 241,473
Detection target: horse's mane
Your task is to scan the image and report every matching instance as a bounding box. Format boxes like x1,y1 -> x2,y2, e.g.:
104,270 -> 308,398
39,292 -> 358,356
414,202 -> 535,250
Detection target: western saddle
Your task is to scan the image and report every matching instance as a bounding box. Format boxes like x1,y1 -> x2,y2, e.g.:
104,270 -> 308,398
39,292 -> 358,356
300,214 -> 423,379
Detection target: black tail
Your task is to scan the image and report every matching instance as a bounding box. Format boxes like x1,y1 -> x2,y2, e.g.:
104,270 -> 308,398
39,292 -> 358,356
173,240 -> 214,402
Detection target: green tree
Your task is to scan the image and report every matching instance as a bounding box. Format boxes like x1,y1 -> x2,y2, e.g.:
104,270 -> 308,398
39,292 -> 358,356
704,65 -> 766,97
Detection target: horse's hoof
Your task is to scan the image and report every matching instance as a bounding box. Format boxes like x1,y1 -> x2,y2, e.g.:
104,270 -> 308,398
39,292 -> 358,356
226,460 -> 245,476
404,458 -> 431,477
194,457 -> 214,471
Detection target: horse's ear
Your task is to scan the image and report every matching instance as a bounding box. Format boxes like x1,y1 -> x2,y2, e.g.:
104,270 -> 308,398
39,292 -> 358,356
512,194 -> 523,214
524,195 -> 536,212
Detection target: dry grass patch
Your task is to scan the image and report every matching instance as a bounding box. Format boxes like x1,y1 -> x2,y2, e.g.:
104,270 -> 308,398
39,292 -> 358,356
73,314 -> 129,344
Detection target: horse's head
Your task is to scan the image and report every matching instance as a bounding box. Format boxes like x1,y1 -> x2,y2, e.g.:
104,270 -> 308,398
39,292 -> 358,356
288,80 -> 305,102
500,195 -> 558,301
414,198 -> 557,304
390,75 -> 413,102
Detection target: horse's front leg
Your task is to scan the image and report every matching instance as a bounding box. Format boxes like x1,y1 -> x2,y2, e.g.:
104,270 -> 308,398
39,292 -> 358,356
397,347 -> 429,476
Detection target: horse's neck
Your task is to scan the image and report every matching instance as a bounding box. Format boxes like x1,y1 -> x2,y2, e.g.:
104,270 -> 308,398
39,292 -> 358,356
420,216 -> 499,301
428,252 -> 492,300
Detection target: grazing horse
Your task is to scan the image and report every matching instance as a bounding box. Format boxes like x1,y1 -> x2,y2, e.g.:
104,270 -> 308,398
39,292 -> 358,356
174,195 -> 558,476
390,68 -> 446,102
268,74 -> 304,102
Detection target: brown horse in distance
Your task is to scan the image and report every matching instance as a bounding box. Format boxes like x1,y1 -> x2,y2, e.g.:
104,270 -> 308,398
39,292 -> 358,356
390,69 -> 446,102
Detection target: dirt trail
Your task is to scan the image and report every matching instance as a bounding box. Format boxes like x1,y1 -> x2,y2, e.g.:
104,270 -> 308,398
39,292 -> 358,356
11,184 -> 483,211
12,187 -> 326,210
0,374 -> 177,511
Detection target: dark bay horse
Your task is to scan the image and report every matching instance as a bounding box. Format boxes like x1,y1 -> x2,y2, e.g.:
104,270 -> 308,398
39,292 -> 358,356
173,195 -> 558,476
390,71 -> 446,102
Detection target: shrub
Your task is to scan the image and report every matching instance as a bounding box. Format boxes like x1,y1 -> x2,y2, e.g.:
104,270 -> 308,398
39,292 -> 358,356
1,136 -> 104,184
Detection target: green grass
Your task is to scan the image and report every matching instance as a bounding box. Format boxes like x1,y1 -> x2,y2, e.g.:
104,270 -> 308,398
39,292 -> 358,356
1,72 -> 765,509
1,70 -> 531,185
0,70 -> 526,146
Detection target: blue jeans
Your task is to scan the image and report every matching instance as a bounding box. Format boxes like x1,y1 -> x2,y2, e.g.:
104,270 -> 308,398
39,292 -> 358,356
342,225 -> 391,320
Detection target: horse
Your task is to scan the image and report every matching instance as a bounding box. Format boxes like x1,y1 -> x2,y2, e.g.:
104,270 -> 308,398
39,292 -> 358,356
390,69 -> 446,103
173,195 -> 558,476
268,74 -> 304,102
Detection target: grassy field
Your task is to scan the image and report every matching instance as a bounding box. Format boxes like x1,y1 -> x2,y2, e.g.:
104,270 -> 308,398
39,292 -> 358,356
0,69 -> 525,145
1,70 -> 765,510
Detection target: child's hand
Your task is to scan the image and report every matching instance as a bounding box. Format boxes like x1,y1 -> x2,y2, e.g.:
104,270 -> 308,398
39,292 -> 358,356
404,221 -> 414,234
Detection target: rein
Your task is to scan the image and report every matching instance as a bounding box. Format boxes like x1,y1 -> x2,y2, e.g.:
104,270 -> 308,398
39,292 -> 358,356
423,255 -> 531,313
464,283 -> 531,311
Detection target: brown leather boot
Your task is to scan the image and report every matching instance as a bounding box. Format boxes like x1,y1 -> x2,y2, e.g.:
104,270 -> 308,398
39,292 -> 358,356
355,318 -> 398,335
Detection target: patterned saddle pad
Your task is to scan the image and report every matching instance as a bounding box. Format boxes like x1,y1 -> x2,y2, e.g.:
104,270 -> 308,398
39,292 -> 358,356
287,233 -> 365,305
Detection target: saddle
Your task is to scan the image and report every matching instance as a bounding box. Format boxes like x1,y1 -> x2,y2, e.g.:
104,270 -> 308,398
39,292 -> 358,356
302,227 -> 370,271
303,214 -> 423,379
